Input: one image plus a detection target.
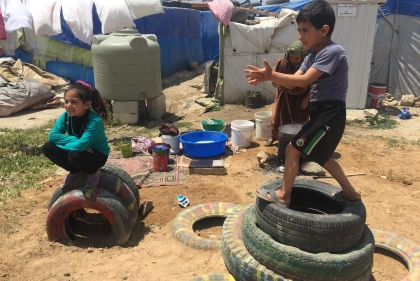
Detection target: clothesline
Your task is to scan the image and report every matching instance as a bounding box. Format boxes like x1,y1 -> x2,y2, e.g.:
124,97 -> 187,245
0,0 -> 165,56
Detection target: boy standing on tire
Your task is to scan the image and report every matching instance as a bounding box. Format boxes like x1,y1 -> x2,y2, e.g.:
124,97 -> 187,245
245,0 -> 361,205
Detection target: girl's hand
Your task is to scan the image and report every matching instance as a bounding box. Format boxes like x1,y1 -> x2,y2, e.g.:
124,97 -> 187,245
86,147 -> 93,153
244,60 -> 273,86
272,82 -> 281,88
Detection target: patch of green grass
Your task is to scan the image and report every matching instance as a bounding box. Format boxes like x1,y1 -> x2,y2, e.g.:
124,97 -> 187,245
340,136 -> 354,145
411,139 -> 420,146
208,105 -> 224,112
365,114 -> 398,130
0,122 -> 57,202
176,122 -> 193,129
346,114 -> 398,130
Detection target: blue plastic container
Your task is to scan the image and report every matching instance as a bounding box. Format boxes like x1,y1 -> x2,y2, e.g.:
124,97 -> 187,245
180,131 -> 228,158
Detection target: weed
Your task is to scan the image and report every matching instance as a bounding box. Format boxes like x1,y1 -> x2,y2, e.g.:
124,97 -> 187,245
411,139 -> 420,146
340,136 -> 354,145
365,114 -> 398,130
385,169 -> 402,182
208,105 -> 224,112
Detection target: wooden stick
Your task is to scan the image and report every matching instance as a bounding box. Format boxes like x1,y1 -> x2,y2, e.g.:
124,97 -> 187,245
234,6 -> 280,17
313,173 -> 365,179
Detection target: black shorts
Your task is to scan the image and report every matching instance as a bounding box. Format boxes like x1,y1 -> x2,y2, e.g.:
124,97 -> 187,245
291,100 -> 346,166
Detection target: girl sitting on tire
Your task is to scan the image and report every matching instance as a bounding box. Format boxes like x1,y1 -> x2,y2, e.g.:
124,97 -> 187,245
42,81 -> 110,187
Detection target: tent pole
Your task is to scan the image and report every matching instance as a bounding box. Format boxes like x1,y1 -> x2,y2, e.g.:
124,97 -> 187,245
215,23 -> 226,105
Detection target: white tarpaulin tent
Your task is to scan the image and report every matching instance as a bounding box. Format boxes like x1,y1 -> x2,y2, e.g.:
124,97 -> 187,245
370,0 -> 420,99
218,0 -> 383,109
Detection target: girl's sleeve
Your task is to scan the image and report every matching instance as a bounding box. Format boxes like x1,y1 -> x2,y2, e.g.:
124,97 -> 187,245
56,118 -> 103,152
48,113 -> 78,145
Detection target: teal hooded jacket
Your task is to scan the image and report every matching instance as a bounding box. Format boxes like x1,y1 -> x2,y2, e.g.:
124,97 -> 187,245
48,110 -> 110,156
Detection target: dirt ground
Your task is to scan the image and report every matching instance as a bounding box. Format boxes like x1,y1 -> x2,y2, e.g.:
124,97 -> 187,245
0,70 -> 419,281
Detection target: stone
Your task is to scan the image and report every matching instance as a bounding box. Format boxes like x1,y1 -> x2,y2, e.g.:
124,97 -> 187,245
414,96 -> 420,102
387,100 -> 399,106
257,151 -> 279,169
363,109 -> 378,118
300,161 -> 326,176
403,179 -> 412,185
112,101 -> 139,114
400,95 -> 415,106
64,272 -> 70,277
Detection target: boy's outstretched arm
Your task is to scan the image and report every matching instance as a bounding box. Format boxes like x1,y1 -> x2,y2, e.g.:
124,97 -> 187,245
245,59 -> 324,88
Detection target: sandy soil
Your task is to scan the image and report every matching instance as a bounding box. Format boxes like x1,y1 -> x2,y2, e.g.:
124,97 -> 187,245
0,70 -> 419,281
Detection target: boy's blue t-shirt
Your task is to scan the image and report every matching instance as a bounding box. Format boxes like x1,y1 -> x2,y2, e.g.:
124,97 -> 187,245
299,42 -> 348,103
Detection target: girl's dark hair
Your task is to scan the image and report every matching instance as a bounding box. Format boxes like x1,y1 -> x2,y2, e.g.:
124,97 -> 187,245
65,81 -> 108,121
296,0 -> 335,37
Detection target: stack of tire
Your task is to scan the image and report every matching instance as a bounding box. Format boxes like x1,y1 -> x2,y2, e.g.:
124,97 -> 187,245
46,164 -> 140,246
221,177 -> 375,281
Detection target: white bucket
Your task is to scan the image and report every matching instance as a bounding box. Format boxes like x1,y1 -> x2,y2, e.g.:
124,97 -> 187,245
254,111 -> 272,140
279,124 -> 303,135
231,120 -> 254,148
161,133 -> 180,154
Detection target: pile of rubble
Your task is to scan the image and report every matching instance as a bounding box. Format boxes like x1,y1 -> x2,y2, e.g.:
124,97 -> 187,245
383,93 -> 420,107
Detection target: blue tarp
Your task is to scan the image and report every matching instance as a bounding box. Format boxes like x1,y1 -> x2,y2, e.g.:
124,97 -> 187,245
201,11 -> 219,62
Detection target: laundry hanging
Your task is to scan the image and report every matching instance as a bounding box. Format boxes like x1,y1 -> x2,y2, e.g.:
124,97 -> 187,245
124,0 -> 164,20
62,0 -> 94,44
27,0 -> 62,36
93,0 -> 135,34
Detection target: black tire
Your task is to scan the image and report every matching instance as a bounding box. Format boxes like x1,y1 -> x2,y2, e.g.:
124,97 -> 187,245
251,3 -> 262,7
243,206 -> 374,281
221,205 -> 287,280
190,273 -> 235,281
171,1 -> 182,7
162,1 -> 172,7
265,0 -> 289,4
172,202 -> 237,250
255,177 -> 366,253
48,171 -> 138,227
48,164 -> 140,210
46,187 -> 132,246
101,163 -> 140,208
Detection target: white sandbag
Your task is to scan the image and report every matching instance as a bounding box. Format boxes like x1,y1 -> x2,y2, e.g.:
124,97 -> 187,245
3,0 -> 33,33
93,0 -> 136,34
62,0 -> 94,44
124,0 -> 164,20
27,0 -> 62,35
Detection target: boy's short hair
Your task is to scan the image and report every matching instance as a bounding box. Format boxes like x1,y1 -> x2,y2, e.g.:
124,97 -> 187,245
296,0 -> 336,37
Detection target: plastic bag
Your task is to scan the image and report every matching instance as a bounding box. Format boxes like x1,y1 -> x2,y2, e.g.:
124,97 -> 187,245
93,0 -> 135,34
27,0 -> 62,35
3,0 -> 33,32
124,0 -> 164,20
397,108 -> 412,120
62,0 -> 94,44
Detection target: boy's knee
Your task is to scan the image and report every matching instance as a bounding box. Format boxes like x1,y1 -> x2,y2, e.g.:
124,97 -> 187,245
285,143 -> 301,158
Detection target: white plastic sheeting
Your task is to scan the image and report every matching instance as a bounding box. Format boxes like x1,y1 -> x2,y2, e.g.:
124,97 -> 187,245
370,14 -> 420,99
223,10 -> 299,104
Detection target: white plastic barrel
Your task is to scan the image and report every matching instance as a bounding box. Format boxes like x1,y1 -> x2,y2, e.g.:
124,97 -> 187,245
231,120 -> 254,148
254,111 -> 272,140
161,133 -> 180,154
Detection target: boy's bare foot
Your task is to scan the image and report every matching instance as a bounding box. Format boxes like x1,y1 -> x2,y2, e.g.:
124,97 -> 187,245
255,188 -> 291,205
341,190 -> 362,201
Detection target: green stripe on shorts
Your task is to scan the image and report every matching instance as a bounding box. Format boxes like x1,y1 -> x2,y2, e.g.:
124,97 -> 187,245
303,130 -> 326,155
